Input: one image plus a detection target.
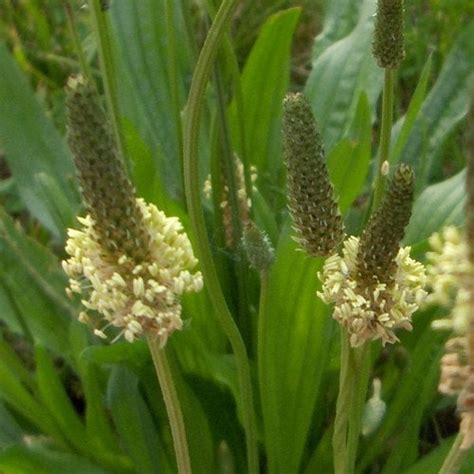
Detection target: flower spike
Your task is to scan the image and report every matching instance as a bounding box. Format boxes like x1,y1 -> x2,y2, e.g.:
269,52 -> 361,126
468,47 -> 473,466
63,76 -> 202,345
283,92 -> 344,257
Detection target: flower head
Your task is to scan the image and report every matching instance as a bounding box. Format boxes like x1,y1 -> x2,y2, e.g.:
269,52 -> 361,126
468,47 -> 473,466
63,199 -> 203,346
318,236 -> 426,347
64,76 -> 202,345
438,337 -> 469,396
426,226 -> 471,333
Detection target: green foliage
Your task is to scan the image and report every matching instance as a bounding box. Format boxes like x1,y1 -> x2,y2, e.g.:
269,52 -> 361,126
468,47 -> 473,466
400,21 -> 474,182
405,169 -> 466,245
229,8 -> 301,175
305,0 -> 383,152
0,45 -> 78,238
0,0 -> 473,473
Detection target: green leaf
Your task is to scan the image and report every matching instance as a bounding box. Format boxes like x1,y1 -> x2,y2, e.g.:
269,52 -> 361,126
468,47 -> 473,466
164,347 -> 216,474
305,0 -> 383,152
122,118 -> 167,206
0,286 -> 24,335
0,353 -> 65,443
390,56 -> 432,165
0,338 -> 35,391
110,0 -> 192,198
312,0 -> 362,58
404,169 -> 465,245
107,366 -> 162,474
35,345 -> 89,456
357,316 -> 446,471
0,44 -> 78,238
69,323 -> 132,471
0,402 -> 23,449
402,436 -> 474,474
0,445 -> 107,474
172,330 -> 239,405
260,224 -> 334,474
81,341 -> 150,371
229,8 -> 301,175
327,92 -> 372,213
400,21 -> 474,179
0,209 -> 73,354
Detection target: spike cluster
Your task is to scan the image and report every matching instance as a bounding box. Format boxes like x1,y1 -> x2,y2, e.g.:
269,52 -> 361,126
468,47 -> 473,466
283,93 -> 344,257
372,0 -> 405,69
63,76 -> 202,345
318,164 -> 425,347
318,235 -> 425,347
439,337 -> 470,396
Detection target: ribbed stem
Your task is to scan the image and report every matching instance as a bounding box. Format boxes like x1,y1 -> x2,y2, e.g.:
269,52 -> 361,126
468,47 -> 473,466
439,433 -> 468,474
88,0 -> 126,160
164,0 -> 185,195
347,343 -> 371,471
258,268 -> 270,451
333,331 -> 370,474
372,69 -> 395,210
214,65 -> 251,346
147,338 -> 191,474
63,0 -> 93,82
182,0 -> 259,472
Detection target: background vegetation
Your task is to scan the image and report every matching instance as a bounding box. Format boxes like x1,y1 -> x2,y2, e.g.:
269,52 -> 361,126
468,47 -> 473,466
0,0 -> 473,472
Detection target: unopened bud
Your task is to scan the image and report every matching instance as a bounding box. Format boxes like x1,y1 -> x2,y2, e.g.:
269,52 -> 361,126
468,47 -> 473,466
242,222 -> 274,272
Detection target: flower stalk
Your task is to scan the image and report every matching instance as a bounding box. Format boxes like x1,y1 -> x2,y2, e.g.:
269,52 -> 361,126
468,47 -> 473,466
371,0 -> 405,210
439,433 -> 469,474
64,77 -> 202,473
88,0 -> 125,160
182,0 -> 259,471
148,338 -> 191,474
333,333 -> 371,474
372,69 -> 395,209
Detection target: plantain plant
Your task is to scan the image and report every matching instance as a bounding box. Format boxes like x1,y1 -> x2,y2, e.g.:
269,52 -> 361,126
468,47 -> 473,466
0,0 -> 473,473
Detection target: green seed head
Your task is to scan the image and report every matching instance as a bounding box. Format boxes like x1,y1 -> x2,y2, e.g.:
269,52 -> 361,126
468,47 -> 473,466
242,221 -> 274,272
372,0 -> 405,69
357,164 -> 414,287
283,93 -> 344,257
66,76 -> 149,261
